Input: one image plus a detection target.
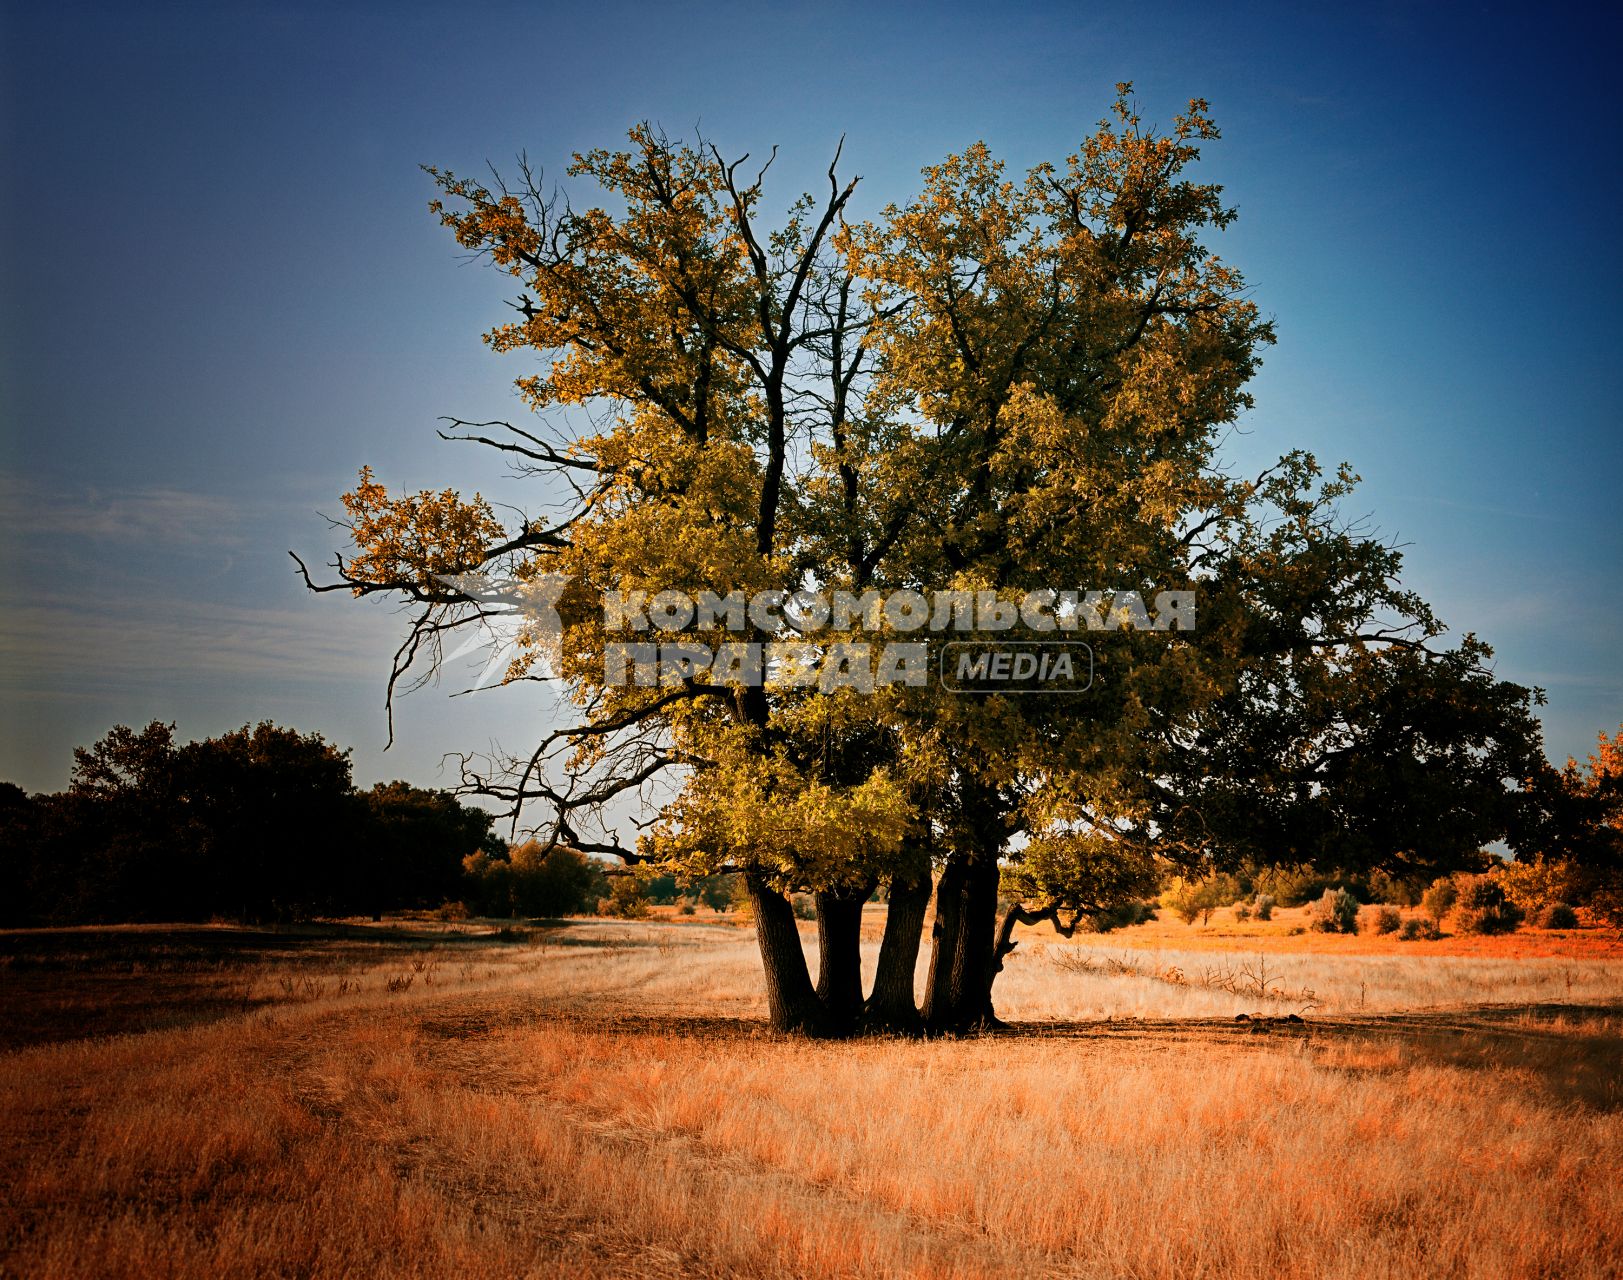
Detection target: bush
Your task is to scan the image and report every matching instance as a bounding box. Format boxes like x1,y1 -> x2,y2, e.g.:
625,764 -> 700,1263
1496,857 -> 1584,917
1082,900 -> 1156,932
1233,901 -> 1252,922
1366,868 -> 1425,908
1307,888 -> 1359,934
463,842 -> 607,918
1367,904 -> 1402,935
1453,875 -> 1523,935
1160,874 -> 1242,925
677,900 -> 697,916
1250,867 -> 1362,908
1421,876 -> 1458,922
433,900 -> 469,922
791,893 -> 817,921
517,843 -> 610,917
1398,917 -> 1439,941
1254,894 -> 1275,921
597,875 -> 650,919
1534,902 -> 1579,930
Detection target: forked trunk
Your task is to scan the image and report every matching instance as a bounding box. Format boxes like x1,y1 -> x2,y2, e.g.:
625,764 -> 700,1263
813,885 -> 871,1034
866,869 -> 931,1033
745,870 -> 828,1036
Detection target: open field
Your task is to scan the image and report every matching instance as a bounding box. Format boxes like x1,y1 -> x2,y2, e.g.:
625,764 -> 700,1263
3,916 -> 1621,1278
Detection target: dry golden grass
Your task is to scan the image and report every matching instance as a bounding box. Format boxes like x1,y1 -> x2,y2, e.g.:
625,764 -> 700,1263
1033,902 -> 1623,960
2,918 -> 1621,1278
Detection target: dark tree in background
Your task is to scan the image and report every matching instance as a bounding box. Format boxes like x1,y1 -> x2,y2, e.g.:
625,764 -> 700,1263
357,780 -> 503,918
0,722 -> 498,925
174,722 -> 365,920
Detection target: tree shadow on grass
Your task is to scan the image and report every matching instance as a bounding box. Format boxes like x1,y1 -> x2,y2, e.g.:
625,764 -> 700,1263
1010,1001 -> 1623,1112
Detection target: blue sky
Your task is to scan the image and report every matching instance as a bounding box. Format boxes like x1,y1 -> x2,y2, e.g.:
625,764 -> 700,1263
2,0 -> 1619,798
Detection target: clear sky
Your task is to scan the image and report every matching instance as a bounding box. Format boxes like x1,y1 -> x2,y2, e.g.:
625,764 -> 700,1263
2,0 -> 1619,800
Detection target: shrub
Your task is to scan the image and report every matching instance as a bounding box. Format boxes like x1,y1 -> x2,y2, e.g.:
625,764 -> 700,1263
1398,917 -> 1440,940
433,900 -> 469,922
1250,867 -> 1365,908
1254,894 -> 1275,921
1307,888 -> 1359,934
1496,857 -> 1585,917
677,900 -> 697,916
1367,904 -> 1402,935
1083,900 -> 1155,932
1421,876 -> 1458,922
1367,868 -> 1424,907
597,875 -> 650,919
1233,901 -> 1252,922
463,842 -> 607,918
1535,902 -> 1579,930
1160,874 -> 1242,926
1453,874 -> 1523,935
791,893 -> 817,921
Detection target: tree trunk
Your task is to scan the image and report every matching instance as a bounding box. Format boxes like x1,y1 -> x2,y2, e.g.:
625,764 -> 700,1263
923,851 -> 1004,1033
813,884 -> 871,1034
745,870 -> 829,1036
922,855 -> 965,1029
866,868 -> 931,1033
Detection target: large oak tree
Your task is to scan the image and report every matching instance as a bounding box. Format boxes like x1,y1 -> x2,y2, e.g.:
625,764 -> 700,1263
303,89 -> 1551,1034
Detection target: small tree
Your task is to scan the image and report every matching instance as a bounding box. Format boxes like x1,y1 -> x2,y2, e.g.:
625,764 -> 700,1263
1160,874 -> 1242,926
359,781 -> 498,916
461,851 -> 514,916
640,873 -> 681,905
1421,876 -> 1459,923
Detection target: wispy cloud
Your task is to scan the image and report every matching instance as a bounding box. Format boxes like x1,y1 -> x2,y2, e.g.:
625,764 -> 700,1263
0,473 -> 255,550
0,591 -> 397,688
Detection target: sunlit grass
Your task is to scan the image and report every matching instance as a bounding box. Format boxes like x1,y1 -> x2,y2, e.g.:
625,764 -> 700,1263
2,918 -> 1620,1278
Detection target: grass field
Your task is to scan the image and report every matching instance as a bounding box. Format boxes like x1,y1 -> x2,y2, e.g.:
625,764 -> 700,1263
2,910 -> 1620,1278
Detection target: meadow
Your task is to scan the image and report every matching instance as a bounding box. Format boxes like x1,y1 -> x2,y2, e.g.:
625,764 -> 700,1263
2,907 -> 1620,1279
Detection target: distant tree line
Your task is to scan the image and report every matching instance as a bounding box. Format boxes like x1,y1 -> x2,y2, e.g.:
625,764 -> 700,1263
0,721 -> 502,925
0,721 -> 756,928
